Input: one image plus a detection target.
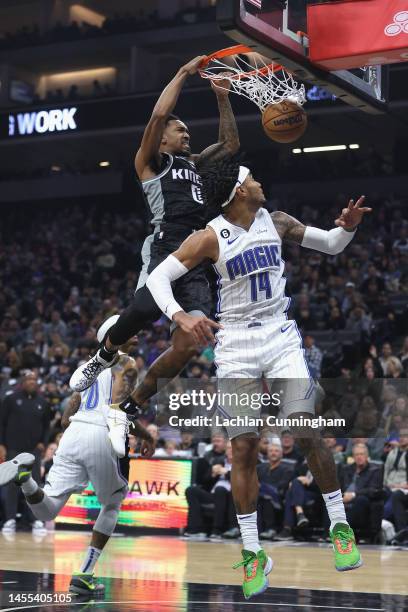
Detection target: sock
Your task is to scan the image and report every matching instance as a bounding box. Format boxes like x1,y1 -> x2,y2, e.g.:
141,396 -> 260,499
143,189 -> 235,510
237,511 -> 261,554
99,344 -> 117,362
79,546 -> 102,574
21,477 -> 39,497
322,489 -> 348,531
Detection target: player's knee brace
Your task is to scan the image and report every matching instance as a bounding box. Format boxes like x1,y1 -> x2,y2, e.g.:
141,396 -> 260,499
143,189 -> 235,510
27,493 -> 67,521
94,488 -> 127,537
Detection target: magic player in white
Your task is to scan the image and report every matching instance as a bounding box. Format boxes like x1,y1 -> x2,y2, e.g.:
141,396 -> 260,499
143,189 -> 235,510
145,154 -> 371,599
0,319 -> 155,596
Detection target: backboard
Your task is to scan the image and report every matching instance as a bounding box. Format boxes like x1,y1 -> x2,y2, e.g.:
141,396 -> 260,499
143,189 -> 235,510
216,0 -> 389,113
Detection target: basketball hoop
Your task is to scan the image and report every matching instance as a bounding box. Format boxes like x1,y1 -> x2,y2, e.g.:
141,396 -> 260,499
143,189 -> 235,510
199,45 -> 306,110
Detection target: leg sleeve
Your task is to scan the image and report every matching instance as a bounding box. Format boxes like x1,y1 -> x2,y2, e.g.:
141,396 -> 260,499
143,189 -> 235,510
27,492 -> 70,522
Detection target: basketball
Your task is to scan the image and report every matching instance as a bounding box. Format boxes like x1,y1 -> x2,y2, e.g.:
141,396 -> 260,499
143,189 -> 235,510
262,100 -> 307,143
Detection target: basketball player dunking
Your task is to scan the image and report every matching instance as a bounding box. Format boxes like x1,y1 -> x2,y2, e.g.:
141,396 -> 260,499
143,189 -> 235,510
144,154 -> 372,599
70,55 -> 239,422
0,328 -> 155,596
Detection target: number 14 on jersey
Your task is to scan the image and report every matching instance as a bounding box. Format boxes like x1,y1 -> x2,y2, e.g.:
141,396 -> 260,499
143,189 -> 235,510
250,271 -> 272,302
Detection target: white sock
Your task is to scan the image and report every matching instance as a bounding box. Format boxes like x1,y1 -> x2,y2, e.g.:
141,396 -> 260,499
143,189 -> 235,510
322,489 -> 348,531
80,546 -> 102,574
21,477 -> 39,497
237,511 -> 261,554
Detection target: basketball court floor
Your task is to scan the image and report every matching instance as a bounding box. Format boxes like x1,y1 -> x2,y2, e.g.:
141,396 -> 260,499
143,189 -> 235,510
0,532 -> 407,611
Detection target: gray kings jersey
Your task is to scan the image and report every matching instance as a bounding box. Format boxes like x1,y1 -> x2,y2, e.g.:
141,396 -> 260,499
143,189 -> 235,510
207,208 -> 290,323
142,153 -> 205,233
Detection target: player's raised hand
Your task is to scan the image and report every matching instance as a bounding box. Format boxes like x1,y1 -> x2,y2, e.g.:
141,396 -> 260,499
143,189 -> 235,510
173,312 -> 222,345
211,72 -> 233,96
181,56 -> 208,76
335,196 -> 372,231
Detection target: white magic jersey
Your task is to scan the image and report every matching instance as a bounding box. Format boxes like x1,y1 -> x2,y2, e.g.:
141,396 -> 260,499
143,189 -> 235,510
70,368 -> 113,427
207,208 -> 290,323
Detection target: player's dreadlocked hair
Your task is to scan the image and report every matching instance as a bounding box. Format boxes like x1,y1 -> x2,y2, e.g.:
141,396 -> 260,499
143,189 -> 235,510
198,151 -> 246,218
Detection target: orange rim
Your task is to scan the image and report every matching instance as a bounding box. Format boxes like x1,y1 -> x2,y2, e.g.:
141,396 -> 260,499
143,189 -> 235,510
199,45 -> 282,80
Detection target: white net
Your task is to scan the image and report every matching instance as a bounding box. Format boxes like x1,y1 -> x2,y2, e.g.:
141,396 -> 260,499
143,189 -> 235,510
200,51 -> 306,111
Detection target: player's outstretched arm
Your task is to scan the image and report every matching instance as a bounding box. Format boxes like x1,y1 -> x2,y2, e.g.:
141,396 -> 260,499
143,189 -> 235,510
146,228 -> 221,345
135,55 -> 206,179
193,76 -> 240,167
271,196 -> 371,254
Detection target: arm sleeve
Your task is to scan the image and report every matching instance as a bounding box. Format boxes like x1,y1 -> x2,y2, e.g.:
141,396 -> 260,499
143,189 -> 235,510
302,226 -> 356,255
146,254 -> 189,320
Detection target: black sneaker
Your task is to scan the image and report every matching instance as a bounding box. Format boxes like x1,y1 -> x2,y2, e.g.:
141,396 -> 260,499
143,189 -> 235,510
222,527 -> 240,539
296,513 -> 309,529
209,531 -> 223,542
260,528 -> 277,540
69,573 -> 105,596
275,527 -> 293,541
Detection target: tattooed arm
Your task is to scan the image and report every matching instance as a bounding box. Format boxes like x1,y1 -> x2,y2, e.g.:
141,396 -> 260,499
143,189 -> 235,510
271,196 -> 371,253
61,392 -> 81,430
193,78 -> 240,167
111,355 -> 139,405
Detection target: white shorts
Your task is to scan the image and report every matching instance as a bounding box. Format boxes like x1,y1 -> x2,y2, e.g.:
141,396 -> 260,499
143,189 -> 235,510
44,421 -> 128,505
214,317 -> 315,438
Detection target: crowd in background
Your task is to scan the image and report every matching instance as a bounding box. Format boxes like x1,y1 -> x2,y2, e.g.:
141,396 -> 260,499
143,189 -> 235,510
0,146 -> 401,185
0,5 -> 216,51
0,168 -> 407,538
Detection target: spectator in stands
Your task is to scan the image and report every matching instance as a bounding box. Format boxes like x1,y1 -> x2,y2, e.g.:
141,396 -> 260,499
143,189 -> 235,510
184,442 -> 235,540
341,281 -> 357,314
40,442 -> 57,483
205,432 -> 228,464
258,434 -> 270,463
0,372 -> 50,534
338,443 -> 383,534
326,305 -> 345,331
346,305 -> 372,337
128,434 -> 137,456
281,431 -> 304,463
277,456 -> 322,541
379,342 -> 394,375
361,264 -> 386,294
303,335 -> 323,378
322,435 -> 345,464
179,430 -> 197,457
385,357 -> 404,379
393,227 -> 408,255
399,337 -> 408,371
154,439 -> 188,457
384,427 -> 408,534
257,441 -> 294,540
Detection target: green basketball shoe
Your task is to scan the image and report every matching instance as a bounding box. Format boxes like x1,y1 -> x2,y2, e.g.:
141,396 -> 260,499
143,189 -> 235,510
330,523 -> 363,571
233,549 -> 273,599
0,453 -> 35,487
69,572 -> 105,596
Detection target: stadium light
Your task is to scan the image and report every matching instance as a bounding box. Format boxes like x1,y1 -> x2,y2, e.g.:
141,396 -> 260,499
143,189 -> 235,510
292,144 -> 360,154
99,161 -> 110,167
303,145 -> 347,153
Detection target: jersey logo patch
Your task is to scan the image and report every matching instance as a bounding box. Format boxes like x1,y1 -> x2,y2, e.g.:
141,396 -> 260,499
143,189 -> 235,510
221,229 -> 230,239
227,237 -> 239,245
